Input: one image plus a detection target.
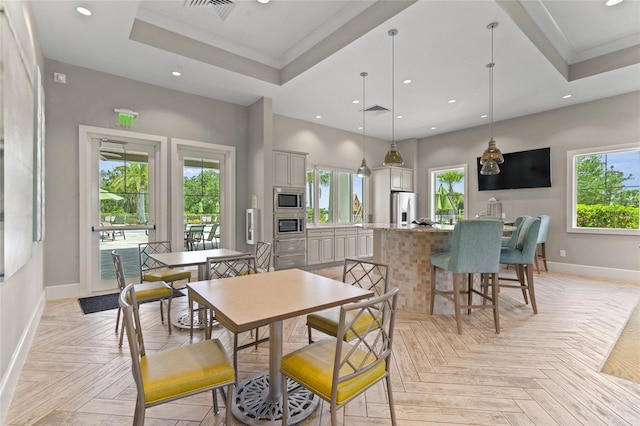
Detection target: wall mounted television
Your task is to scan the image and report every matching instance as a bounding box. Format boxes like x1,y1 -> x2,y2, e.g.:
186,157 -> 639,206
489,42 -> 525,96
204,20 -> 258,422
477,147 -> 551,191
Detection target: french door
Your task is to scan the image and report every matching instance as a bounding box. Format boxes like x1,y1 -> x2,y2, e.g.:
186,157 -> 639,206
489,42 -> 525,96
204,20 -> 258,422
79,126 -> 167,294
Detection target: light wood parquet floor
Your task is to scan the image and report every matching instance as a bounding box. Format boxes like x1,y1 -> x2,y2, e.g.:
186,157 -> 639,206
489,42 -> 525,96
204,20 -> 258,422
5,268 -> 640,425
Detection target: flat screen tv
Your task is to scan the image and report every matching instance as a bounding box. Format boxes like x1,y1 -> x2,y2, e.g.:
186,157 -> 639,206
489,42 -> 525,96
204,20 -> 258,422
477,147 -> 551,191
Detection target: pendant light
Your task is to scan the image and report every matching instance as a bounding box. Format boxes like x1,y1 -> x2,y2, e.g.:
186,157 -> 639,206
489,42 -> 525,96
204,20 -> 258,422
480,22 -> 504,175
383,29 -> 404,166
356,72 -> 372,178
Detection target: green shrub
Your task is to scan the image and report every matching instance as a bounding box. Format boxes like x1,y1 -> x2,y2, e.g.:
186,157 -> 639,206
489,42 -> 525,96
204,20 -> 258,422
577,204 -> 639,229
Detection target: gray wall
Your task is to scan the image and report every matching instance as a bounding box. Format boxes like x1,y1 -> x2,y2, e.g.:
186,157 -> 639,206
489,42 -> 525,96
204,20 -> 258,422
415,91 -> 640,273
43,59 -> 250,287
0,0 -> 45,421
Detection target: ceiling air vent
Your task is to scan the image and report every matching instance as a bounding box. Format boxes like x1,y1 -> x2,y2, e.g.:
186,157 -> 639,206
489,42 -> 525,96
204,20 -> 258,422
184,0 -> 236,22
363,105 -> 390,116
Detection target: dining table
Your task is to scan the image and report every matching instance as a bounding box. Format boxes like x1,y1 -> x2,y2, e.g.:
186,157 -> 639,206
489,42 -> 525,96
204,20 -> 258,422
148,248 -> 244,329
187,268 -> 374,425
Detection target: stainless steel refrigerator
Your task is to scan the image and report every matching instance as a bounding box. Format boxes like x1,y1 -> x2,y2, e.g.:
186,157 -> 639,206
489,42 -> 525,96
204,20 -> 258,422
390,192 -> 418,226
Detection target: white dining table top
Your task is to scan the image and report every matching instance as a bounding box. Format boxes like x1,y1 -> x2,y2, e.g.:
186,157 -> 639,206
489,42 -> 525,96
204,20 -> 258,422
187,268 -> 374,333
149,248 -> 243,268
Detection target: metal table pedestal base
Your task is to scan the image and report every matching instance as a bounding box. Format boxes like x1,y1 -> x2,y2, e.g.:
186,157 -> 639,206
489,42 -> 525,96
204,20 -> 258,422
171,311 -> 218,330
232,374 -> 318,425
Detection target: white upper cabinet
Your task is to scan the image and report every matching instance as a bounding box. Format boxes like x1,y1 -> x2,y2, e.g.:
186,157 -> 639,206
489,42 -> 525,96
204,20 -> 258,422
273,151 -> 307,187
374,166 -> 413,193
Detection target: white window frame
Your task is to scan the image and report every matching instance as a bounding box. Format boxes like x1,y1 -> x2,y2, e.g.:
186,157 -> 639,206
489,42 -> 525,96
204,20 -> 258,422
427,164 -> 468,222
566,142 -> 640,235
308,165 -> 368,226
171,138 -> 236,249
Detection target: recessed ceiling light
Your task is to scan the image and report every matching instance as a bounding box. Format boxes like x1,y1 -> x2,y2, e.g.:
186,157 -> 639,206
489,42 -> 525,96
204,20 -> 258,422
448,99 -> 456,104
357,126 -> 363,130
431,127 -> 437,130
315,115 -> 322,119
605,0 -> 623,6
257,0 -> 271,4
403,79 -> 412,84
481,114 -> 488,118
563,94 -> 572,99
171,71 -> 182,77
352,100 -> 360,104
76,6 -> 92,16
396,115 -> 403,119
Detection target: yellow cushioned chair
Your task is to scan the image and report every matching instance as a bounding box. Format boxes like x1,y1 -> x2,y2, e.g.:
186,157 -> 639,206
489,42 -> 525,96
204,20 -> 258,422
119,283 -> 235,425
281,287 -> 399,425
138,241 -> 192,288
307,258 -> 389,343
189,254 -> 268,379
112,250 -> 173,347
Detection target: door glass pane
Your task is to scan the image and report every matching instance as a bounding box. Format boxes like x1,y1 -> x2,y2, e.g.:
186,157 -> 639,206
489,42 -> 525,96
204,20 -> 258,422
353,175 -> 364,223
337,171 -> 351,223
318,169 -> 333,224
184,157 -> 220,250
99,143 -> 150,280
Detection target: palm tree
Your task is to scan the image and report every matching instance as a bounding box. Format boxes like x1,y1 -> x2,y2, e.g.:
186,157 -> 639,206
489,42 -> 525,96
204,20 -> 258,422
438,170 -> 464,198
111,162 -> 148,223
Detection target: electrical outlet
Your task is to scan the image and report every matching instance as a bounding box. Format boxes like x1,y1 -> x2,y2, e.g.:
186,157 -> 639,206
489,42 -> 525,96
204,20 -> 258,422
560,250 -> 566,257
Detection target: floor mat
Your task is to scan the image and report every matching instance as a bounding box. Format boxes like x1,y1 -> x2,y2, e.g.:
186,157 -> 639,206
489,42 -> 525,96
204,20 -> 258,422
601,301 -> 640,384
78,288 -> 185,314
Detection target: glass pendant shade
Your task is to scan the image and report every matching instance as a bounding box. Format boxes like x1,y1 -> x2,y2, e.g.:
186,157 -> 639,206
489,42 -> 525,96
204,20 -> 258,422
357,158 -> 372,177
480,138 -> 504,175
383,142 -> 404,166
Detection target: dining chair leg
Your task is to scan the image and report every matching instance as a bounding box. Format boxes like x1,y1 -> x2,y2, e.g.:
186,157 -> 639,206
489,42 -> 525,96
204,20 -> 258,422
525,265 -> 538,314
159,300 -> 164,323
491,273 -> 500,333
452,273 -> 463,334
307,325 -> 314,344
386,374 -> 397,426
516,265 -> 529,304
467,273 -> 473,315
282,374 -> 289,425
166,298 -> 172,335
429,265 -> 437,315
212,388 -> 219,413
115,307 -> 122,333
189,298 -> 194,339
541,242 -> 548,272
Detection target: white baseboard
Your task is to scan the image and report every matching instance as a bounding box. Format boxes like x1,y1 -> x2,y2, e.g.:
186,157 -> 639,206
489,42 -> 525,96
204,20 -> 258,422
45,282 -> 81,300
548,262 -> 640,284
0,291 -> 46,426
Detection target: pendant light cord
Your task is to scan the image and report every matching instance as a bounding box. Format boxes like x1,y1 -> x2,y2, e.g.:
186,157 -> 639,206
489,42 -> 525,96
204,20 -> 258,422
391,30 -> 395,145
362,72 -> 366,156
488,23 -> 496,140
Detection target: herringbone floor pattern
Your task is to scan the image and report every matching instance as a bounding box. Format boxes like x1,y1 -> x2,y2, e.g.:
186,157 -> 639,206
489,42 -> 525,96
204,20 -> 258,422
5,268 -> 640,425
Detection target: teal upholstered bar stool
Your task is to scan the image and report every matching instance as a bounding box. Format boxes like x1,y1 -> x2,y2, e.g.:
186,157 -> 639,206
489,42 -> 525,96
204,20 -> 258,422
430,220 -> 504,334
498,216 -> 541,313
502,215 -> 530,247
535,215 -> 550,273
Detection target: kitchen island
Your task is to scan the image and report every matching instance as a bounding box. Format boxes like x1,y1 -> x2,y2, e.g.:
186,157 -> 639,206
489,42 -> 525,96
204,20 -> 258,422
367,224 -> 455,314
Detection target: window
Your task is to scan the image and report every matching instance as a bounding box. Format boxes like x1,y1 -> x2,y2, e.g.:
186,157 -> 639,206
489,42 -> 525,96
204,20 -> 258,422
428,164 -> 467,225
568,143 -> 639,235
307,166 -> 366,225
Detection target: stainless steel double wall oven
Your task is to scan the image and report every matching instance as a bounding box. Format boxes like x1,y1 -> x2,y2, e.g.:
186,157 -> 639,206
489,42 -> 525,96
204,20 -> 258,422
273,187 -> 306,269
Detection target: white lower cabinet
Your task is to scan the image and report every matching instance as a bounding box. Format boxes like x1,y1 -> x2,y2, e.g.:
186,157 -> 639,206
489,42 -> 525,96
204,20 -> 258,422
307,229 -> 335,265
357,229 -> 373,258
308,227 -> 372,265
335,228 -> 357,262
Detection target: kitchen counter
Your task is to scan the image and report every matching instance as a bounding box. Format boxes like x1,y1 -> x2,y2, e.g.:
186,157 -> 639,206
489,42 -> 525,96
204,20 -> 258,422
371,224 -> 455,314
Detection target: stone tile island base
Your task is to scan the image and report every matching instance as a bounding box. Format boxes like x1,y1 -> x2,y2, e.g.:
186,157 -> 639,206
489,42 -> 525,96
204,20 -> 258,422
371,225 -> 456,314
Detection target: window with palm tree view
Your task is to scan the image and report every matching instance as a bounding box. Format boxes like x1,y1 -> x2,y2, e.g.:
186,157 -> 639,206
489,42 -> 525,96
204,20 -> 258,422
307,167 -> 365,225
431,166 -> 466,225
